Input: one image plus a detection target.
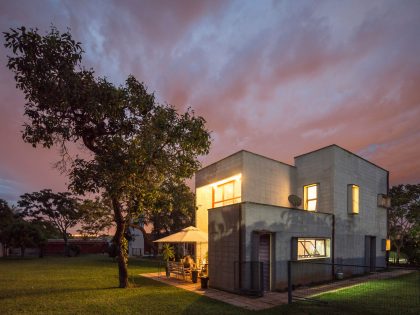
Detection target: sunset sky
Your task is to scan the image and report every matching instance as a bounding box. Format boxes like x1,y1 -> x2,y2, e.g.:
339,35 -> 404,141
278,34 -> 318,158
1,0 -> 419,204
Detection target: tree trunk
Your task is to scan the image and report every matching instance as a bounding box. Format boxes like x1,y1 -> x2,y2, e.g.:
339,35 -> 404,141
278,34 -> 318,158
396,244 -> 401,264
21,246 -> 25,257
113,197 -> 129,288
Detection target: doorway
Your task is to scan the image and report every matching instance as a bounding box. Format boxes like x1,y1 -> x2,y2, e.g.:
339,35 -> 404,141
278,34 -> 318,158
365,236 -> 376,272
259,234 -> 271,291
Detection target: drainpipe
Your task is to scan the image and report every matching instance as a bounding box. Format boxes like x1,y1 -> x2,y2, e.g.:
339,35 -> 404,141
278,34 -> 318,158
238,204 -> 243,290
331,214 -> 335,279
386,171 -> 390,268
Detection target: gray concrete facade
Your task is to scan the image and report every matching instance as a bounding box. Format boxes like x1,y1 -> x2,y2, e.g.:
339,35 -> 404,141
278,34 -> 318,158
197,145 -> 389,293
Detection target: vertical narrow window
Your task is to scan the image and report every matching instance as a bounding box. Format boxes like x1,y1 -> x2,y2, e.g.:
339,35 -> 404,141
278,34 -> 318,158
348,184 -> 359,214
304,184 -> 318,211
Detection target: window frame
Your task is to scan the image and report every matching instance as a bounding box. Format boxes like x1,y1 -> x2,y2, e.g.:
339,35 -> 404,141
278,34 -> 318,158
303,183 -> 318,211
296,237 -> 330,260
212,180 -> 241,208
348,184 -> 360,214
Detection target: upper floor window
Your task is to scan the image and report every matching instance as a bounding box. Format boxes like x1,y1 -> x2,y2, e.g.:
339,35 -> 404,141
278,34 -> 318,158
304,184 -> 318,211
212,176 -> 241,207
348,184 -> 359,214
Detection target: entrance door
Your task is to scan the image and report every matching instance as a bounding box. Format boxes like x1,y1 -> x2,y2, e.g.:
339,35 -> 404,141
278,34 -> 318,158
365,236 -> 376,272
259,234 -> 271,291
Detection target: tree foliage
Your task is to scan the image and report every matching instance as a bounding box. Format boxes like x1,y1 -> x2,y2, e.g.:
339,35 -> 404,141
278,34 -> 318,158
147,182 -> 195,239
1,198 -> 59,257
77,197 -> 113,238
4,26 -> 211,287
18,189 -> 82,256
388,184 -> 420,264
0,199 -> 17,254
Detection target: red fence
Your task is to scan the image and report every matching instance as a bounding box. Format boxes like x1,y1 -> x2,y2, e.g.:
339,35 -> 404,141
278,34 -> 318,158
45,239 -> 108,255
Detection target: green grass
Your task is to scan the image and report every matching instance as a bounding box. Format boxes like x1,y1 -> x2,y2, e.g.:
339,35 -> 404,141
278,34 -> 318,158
388,250 -> 408,264
0,255 -> 418,315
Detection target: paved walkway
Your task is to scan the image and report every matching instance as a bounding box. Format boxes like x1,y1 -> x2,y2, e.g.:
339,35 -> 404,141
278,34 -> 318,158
141,272 -> 288,310
140,269 -> 415,311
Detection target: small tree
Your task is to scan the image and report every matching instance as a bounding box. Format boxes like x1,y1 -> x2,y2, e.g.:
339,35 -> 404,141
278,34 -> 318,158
7,220 -> 45,257
388,184 -> 420,263
0,199 -> 15,255
18,189 -> 82,256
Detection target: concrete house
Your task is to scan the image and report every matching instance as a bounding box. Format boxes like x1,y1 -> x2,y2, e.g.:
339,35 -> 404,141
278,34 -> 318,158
195,145 -> 390,293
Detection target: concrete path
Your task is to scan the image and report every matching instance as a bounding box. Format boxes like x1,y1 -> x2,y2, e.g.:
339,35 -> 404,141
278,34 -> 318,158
140,272 -> 288,310
140,269 -> 415,311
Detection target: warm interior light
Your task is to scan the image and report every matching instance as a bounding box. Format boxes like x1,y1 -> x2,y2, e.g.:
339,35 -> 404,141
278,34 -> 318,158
386,239 -> 391,251
211,174 -> 242,208
210,174 -> 242,187
352,185 -> 359,214
304,184 -> 318,211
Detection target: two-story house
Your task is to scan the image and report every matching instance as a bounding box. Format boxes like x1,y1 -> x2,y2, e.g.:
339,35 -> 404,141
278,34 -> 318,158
195,145 -> 389,292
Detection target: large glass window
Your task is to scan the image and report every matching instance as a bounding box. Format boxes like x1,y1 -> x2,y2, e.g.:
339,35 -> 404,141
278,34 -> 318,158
348,184 -> 359,214
304,184 -> 318,211
213,179 -> 241,207
297,238 -> 329,260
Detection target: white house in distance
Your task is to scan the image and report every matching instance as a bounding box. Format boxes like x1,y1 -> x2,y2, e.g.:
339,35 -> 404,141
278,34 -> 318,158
128,222 -> 145,257
195,144 -> 390,292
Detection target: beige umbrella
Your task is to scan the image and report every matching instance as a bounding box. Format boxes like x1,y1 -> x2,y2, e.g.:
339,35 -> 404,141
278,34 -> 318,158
153,226 -> 208,243
154,226 -> 208,266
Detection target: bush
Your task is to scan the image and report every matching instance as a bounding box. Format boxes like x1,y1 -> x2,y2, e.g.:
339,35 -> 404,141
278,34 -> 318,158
69,244 -> 81,257
108,243 -> 118,258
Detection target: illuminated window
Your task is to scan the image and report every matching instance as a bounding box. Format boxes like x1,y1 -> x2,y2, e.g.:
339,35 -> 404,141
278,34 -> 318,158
348,184 -> 359,214
297,238 -> 330,260
212,176 -> 241,207
304,184 -> 318,211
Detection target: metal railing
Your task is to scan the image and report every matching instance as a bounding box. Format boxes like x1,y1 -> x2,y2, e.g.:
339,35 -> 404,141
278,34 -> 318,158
287,260 -> 420,313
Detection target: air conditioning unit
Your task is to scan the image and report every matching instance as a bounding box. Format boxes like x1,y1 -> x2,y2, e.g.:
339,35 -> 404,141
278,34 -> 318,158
377,194 -> 391,208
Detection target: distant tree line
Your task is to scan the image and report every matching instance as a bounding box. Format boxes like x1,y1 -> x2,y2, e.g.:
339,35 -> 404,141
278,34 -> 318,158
0,183 -> 196,258
0,190 -> 112,257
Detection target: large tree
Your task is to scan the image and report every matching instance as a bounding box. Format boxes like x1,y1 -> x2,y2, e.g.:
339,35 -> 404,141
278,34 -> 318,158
388,184 -> 420,263
18,189 -> 82,256
4,26 -> 211,287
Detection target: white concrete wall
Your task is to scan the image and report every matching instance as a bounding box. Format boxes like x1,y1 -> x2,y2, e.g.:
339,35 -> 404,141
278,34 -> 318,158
242,202 -> 333,289
332,146 -> 388,266
195,151 -> 244,234
294,145 -> 388,266
242,151 -> 296,208
295,146 -> 336,213
129,227 -> 145,256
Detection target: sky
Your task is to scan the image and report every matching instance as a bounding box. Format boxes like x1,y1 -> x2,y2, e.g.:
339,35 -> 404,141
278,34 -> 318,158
0,0 -> 419,204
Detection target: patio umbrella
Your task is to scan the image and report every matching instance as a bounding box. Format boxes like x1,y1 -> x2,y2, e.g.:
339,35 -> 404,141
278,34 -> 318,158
153,226 -> 208,243
154,226 -> 208,266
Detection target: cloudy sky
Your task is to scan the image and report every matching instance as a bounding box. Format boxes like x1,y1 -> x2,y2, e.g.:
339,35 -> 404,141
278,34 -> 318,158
1,0 -> 419,203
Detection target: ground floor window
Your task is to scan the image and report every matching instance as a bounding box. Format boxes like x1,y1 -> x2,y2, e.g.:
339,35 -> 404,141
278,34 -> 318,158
297,238 -> 330,260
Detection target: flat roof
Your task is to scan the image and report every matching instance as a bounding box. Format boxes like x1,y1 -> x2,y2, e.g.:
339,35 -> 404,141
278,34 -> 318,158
197,149 -> 295,172
198,144 -> 388,173
294,144 -> 388,173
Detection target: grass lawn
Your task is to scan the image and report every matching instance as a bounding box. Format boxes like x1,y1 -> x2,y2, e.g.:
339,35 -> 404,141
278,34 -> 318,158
0,255 -> 418,315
